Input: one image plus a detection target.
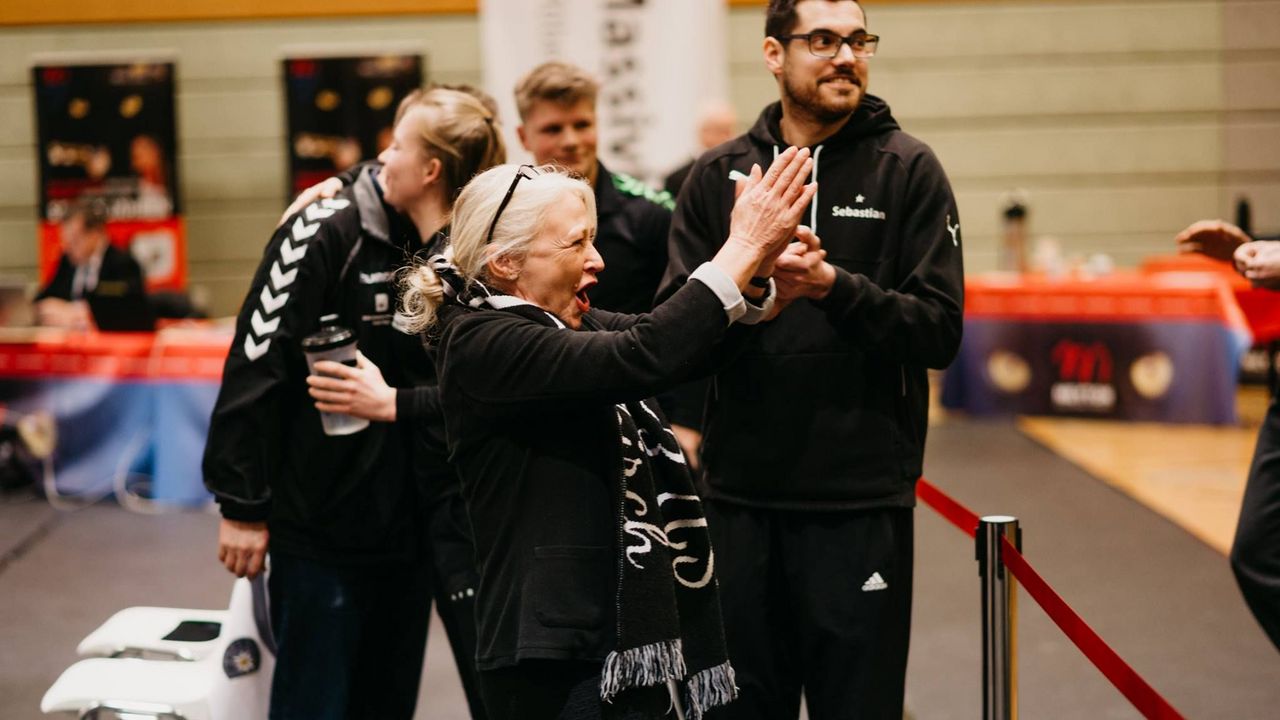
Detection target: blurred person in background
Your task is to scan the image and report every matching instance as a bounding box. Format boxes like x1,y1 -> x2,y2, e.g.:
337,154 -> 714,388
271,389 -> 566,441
129,133 -> 173,216
204,87 -> 503,719
34,198 -> 145,330
1178,218 -> 1280,653
657,1 -> 965,717
663,101 -> 738,199
399,150 -> 815,718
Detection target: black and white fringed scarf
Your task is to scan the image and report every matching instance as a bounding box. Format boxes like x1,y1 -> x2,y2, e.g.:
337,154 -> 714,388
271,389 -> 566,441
429,255 -> 737,718
603,395 -> 737,718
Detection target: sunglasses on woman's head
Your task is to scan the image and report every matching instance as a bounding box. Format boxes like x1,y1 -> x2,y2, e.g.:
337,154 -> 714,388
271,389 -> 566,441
485,164 -> 540,245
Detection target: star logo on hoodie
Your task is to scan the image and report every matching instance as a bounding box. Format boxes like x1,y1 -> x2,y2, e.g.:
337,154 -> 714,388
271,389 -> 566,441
855,194 -> 865,203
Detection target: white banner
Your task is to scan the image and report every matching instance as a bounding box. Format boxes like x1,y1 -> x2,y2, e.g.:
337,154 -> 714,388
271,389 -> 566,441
481,0 -> 728,185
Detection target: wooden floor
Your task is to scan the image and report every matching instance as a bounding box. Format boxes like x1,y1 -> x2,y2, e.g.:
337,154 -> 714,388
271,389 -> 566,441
1011,386 -> 1268,555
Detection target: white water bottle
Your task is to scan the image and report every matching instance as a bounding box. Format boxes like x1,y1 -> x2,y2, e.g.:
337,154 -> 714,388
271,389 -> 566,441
301,315 -> 370,436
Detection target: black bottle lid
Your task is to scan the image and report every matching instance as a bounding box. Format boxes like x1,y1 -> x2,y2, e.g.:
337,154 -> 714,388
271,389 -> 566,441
301,314 -> 354,352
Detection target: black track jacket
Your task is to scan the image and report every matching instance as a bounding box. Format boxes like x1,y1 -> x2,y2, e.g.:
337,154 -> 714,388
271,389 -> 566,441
658,96 -> 965,510
590,161 -> 673,314
203,167 -> 425,564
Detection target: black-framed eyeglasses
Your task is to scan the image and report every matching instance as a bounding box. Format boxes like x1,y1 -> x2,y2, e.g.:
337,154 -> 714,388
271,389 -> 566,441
774,31 -> 879,59
485,164 -> 539,245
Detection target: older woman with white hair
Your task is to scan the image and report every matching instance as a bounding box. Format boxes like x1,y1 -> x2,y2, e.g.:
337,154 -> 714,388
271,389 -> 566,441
399,147 -> 816,719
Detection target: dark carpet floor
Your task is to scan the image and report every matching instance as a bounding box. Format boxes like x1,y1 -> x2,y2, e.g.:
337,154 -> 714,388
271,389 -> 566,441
909,418 -> 1280,719
2,416 -> 1277,719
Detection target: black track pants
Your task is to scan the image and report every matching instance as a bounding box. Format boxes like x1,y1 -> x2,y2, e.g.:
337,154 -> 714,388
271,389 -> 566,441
424,490 -> 488,719
703,501 -> 914,720
268,551 -> 430,720
478,660 -> 674,720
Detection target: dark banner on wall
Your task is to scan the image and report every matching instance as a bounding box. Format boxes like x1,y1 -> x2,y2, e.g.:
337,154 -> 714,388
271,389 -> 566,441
32,60 -> 185,290
283,54 -> 423,195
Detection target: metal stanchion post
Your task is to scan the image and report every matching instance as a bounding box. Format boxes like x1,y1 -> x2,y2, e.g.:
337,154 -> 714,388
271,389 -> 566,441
978,515 -> 1021,720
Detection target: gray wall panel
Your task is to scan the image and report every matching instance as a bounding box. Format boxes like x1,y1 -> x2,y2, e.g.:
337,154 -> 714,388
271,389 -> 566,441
1,2 -> 1277,314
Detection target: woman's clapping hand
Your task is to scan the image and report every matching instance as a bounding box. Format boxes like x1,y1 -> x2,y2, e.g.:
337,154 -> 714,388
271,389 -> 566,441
727,146 -> 817,258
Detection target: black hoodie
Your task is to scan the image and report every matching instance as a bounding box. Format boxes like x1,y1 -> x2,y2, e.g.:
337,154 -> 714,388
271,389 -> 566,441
658,95 -> 964,510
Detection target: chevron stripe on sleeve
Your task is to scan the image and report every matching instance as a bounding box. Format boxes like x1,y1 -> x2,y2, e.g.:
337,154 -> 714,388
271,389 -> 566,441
243,198 -> 351,361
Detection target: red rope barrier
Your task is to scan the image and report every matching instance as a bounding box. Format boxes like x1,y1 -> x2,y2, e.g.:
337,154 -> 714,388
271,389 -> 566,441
916,478 -> 1187,720
999,537 -> 1186,720
917,477 -> 979,539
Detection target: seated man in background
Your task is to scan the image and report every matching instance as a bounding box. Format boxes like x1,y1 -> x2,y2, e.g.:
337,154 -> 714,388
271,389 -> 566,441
1178,217 -> 1280,654
34,199 -> 145,329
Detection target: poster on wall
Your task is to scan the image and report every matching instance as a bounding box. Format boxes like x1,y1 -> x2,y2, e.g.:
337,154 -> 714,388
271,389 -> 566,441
283,52 -> 424,195
32,58 -> 185,291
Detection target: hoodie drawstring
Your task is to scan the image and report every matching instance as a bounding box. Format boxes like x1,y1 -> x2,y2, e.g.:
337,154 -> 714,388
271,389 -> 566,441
773,143 -> 823,233
809,145 -> 823,233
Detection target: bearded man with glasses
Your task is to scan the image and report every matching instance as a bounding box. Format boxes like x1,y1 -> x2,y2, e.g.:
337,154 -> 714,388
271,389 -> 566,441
657,1 -> 965,718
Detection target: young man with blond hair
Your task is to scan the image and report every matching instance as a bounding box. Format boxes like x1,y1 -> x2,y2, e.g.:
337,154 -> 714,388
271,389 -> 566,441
514,61 -> 674,316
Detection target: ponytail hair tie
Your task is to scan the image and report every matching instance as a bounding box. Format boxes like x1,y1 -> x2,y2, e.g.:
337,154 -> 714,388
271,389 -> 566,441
429,253 -> 495,309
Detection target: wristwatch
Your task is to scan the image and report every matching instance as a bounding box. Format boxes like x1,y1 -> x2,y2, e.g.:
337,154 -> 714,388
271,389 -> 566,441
746,276 -> 772,304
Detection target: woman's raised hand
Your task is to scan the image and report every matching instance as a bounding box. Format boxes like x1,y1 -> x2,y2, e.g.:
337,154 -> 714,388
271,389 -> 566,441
277,176 -> 344,227
727,146 -> 817,258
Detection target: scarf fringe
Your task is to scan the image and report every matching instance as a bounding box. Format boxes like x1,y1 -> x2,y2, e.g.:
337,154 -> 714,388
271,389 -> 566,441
599,639 -> 687,701
682,661 -> 738,720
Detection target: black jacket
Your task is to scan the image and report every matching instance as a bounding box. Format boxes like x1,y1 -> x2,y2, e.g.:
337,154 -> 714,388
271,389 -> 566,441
590,162 -> 674,314
203,167 -> 426,564
663,157 -> 695,200
36,244 -> 145,302
394,229 -> 454,506
321,159 -> 459,493
434,280 -> 734,670
658,96 -> 965,510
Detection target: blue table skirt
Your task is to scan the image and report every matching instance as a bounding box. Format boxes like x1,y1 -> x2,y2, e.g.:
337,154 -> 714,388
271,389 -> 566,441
1,378 -> 217,504
941,318 -> 1250,425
